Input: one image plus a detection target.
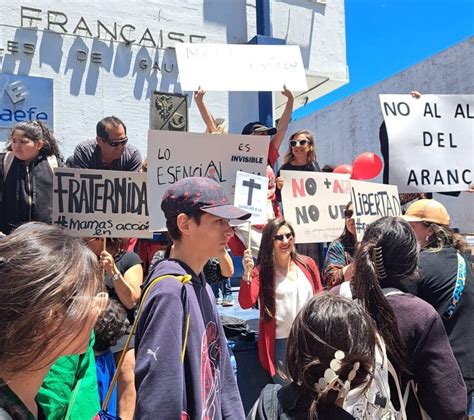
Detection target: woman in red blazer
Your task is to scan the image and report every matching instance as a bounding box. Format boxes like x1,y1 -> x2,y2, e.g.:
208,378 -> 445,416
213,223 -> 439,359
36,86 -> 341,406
238,218 -> 322,384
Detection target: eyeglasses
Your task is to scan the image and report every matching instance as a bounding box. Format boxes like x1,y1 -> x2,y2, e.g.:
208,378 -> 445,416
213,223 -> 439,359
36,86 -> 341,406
344,209 -> 354,219
289,139 -> 308,147
103,136 -> 128,147
273,232 -> 293,241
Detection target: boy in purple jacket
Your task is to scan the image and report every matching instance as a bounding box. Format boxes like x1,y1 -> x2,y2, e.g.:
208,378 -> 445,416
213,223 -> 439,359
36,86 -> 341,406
134,177 -> 249,419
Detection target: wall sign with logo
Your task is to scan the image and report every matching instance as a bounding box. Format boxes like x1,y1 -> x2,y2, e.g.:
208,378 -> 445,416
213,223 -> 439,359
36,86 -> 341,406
0,73 -> 53,129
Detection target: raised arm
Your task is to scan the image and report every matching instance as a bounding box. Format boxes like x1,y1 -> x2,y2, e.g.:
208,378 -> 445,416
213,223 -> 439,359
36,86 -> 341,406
194,88 -> 219,133
270,85 -> 294,153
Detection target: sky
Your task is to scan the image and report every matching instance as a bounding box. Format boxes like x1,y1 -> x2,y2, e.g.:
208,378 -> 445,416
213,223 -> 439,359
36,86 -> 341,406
293,0 -> 474,120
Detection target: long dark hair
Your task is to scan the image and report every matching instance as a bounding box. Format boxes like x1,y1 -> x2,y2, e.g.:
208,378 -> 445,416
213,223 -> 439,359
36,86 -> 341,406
353,217 -> 418,374
286,293 -> 376,419
7,120 -> 62,159
338,201 -> 356,252
257,218 -> 314,321
424,222 -> 467,254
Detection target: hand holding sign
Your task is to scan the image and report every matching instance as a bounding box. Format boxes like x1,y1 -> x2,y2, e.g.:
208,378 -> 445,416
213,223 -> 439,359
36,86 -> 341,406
242,249 -> 254,283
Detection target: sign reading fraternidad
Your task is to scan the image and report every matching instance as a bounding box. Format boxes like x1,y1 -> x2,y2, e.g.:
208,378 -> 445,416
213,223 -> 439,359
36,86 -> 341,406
147,130 -> 269,230
175,43 -> 308,92
380,94 -> 474,193
52,168 -> 151,238
280,171 -> 351,244
350,180 -> 401,240
234,171 -> 269,224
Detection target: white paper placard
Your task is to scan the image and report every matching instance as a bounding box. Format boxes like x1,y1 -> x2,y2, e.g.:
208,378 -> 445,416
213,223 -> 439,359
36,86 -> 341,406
280,171 -> 351,243
380,94 -> 474,193
234,171 -> 269,224
350,180 -> 401,240
147,130 -> 269,230
175,43 -> 308,92
52,168 -> 151,238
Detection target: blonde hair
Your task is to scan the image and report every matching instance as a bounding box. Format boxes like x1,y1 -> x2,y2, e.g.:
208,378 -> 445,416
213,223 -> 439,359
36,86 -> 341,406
0,222 -> 104,376
283,130 -> 317,165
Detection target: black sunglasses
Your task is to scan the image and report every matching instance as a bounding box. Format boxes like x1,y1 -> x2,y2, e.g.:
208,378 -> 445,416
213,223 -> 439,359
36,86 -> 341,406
103,136 -> 128,147
344,209 -> 354,218
274,232 -> 293,241
289,139 -> 308,147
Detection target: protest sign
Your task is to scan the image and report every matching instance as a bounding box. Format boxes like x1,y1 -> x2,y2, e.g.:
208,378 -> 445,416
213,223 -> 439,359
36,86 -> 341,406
234,171 -> 269,224
350,180 -> 401,240
52,168 -> 151,238
175,43 -> 308,92
380,94 -> 474,193
147,130 -> 269,230
280,171 -> 351,243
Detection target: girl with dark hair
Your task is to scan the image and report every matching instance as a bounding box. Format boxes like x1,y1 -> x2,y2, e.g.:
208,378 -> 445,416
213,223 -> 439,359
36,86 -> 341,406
403,199 -> 474,415
353,216 -> 466,419
248,293 -> 376,419
0,120 -> 63,235
239,218 -> 322,384
322,202 -> 357,287
0,222 -> 106,419
86,237 -> 143,420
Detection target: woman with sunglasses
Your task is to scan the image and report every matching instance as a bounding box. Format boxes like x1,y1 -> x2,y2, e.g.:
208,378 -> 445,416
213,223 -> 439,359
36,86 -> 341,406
0,120 -> 63,236
239,218 -> 322,384
322,202 -> 357,288
0,222 -> 106,419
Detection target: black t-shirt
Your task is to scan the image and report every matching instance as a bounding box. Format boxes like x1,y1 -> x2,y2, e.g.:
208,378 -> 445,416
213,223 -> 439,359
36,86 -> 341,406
417,246 -> 474,391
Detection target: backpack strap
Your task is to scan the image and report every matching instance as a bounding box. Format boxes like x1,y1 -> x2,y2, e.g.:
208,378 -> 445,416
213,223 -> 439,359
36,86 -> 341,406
102,274 -> 192,411
443,253 -> 466,320
386,359 -> 408,420
382,287 -> 405,297
2,151 -> 14,179
46,155 -> 59,174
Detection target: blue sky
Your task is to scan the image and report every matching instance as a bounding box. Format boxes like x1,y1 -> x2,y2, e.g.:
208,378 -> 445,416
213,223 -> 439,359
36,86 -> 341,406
293,0 -> 474,120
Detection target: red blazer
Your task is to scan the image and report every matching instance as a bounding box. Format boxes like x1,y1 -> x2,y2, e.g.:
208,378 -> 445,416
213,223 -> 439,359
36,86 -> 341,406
238,256 -> 322,376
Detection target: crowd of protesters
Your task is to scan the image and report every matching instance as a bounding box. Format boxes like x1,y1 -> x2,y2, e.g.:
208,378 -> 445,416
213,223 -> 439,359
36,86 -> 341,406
0,86 -> 472,420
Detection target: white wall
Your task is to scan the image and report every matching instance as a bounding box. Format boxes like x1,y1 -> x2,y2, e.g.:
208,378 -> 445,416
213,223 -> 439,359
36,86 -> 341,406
287,36 -> 474,232
0,0 -> 346,158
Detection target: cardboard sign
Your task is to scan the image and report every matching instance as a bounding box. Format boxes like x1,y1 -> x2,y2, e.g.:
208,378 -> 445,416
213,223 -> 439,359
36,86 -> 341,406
52,168 -> 151,238
280,171 -> 351,244
147,130 -> 269,230
175,43 -> 308,92
350,180 -> 401,240
234,171 -> 269,224
380,94 -> 474,193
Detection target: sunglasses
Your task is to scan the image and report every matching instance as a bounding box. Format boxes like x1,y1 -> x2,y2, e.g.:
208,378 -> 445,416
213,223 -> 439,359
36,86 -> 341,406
344,209 -> 354,218
103,136 -> 128,147
289,139 -> 308,147
274,232 -> 293,241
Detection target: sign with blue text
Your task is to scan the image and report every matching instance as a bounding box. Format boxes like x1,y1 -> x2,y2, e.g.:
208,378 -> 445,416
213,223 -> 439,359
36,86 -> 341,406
234,171 -> 269,224
380,94 -> 474,193
147,130 -> 269,230
52,168 -> 151,238
349,179 -> 401,240
0,73 -> 54,129
280,171 -> 351,243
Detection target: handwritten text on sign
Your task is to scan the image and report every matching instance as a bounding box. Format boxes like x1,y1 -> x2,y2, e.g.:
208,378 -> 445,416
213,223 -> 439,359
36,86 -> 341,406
147,131 -> 269,230
380,94 -> 474,193
52,168 -> 150,238
280,171 -> 351,244
350,180 -> 400,240
234,171 -> 269,224
175,43 -> 308,92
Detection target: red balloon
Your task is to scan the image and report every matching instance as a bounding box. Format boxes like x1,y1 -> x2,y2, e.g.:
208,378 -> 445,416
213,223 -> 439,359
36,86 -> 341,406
333,164 -> 353,175
352,152 -> 383,180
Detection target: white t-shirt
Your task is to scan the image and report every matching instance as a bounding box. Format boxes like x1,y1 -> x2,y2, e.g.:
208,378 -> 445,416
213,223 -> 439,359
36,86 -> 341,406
274,265 -> 313,339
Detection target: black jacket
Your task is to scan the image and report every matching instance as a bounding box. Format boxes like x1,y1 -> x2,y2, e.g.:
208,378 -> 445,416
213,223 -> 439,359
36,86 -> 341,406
0,152 -> 63,234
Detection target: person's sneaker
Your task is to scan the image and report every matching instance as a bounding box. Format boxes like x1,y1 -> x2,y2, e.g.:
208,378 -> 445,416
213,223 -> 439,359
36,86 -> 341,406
222,296 -> 234,307
216,296 -> 223,305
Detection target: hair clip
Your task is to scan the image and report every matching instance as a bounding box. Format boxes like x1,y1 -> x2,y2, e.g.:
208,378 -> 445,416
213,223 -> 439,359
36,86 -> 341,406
372,246 -> 387,279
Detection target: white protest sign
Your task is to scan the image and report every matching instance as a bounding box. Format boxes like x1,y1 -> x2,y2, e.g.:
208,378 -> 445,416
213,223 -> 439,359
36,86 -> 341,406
280,171 -> 351,244
147,131 -> 269,230
175,43 -> 308,92
52,168 -> 151,238
234,171 -> 269,224
380,94 -> 474,193
350,180 -> 401,240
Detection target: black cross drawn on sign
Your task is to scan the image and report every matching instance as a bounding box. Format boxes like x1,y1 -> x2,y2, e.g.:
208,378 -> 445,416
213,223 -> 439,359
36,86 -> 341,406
243,178 -> 261,206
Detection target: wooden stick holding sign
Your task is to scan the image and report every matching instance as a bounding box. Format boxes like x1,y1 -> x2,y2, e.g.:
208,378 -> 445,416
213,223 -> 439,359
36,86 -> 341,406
233,171 -> 269,281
